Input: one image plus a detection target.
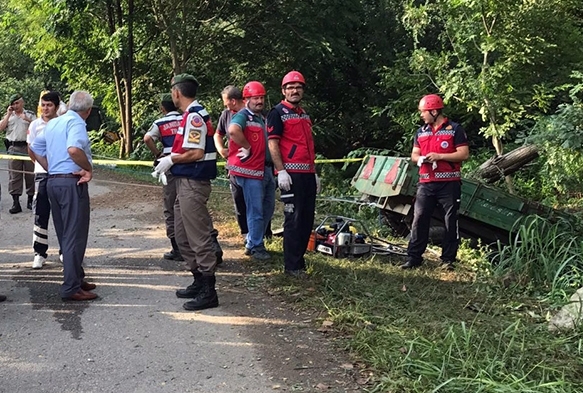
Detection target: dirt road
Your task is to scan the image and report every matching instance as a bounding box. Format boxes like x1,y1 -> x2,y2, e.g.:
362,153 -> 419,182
0,161 -> 360,393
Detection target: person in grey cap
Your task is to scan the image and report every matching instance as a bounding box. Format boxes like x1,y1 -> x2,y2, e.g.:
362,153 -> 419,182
0,93 -> 36,213
146,93 -> 224,264
154,73 -> 219,311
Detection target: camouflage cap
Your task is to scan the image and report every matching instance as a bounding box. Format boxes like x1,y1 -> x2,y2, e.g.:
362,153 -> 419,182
171,74 -> 199,87
9,93 -> 22,105
160,93 -> 173,103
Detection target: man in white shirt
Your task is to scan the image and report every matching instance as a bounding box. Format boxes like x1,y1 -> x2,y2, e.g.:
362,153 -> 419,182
27,91 -> 61,269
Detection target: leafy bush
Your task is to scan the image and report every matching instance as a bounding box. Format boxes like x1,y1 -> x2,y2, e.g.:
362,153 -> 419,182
0,76 -> 47,113
88,129 -> 120,159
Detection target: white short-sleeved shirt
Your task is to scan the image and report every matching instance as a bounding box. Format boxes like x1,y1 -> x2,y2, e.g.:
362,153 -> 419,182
27,117 -> 49,173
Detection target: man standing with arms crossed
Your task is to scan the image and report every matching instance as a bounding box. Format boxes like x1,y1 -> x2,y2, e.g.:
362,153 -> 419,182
0,94 -> 36,213
144,93 -> 184,261
227,81 -> 275,260
267,71 -> 319,277
401,94 -> 469,270
30,90 -> 98,301
27,91 -> 61,269
154,74 -> 219,311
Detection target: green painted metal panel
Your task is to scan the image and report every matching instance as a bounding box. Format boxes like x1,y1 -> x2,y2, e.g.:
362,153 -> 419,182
352,155 -> 569,235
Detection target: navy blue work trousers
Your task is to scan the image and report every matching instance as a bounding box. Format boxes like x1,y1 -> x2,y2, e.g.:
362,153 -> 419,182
48,177 -> 90,298
280,172 -> 317,272
406,181 -> 461,265
33,173 -> 51,258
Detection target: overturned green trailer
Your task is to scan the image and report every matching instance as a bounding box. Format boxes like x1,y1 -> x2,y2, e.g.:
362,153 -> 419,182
351,155 -> 571,245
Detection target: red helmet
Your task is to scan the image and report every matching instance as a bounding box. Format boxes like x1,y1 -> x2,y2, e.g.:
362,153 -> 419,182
418,94 -> 444,111
243,81 -> 266,98
281,71 -> 305,87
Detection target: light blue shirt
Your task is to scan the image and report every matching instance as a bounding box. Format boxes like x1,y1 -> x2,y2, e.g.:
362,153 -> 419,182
30,110 -> 92,174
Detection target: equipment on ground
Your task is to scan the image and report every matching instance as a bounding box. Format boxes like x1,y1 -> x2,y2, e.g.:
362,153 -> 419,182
311,215 -> 407,258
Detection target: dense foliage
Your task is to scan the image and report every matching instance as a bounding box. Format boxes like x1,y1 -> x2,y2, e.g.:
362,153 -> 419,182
0,0 -> 582,198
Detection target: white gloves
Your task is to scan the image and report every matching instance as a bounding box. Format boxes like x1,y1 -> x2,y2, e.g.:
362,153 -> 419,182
151,170 -> 168,185
417,156 -> 437,170
277,170 -> 293,191
155,155 -> 174,173
236,147 -> 251,162
152,155 -> 174,185
315,174 -> 321,194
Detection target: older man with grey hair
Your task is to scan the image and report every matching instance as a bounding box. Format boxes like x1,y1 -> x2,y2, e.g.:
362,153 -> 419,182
30,90 -> 98,301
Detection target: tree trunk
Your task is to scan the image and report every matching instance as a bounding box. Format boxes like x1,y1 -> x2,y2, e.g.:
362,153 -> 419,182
124,0 -> 134,156
106,0 -> 134,158
112,61 -> 127,158
475,145 -> 539,183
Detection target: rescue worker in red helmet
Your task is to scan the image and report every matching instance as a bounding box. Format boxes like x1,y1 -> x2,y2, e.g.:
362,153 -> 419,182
227,81 -> 275,261
267,71 -> 319,278
401,94 -> 470,270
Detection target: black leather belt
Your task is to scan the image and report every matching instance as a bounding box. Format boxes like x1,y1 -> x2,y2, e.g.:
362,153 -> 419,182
48,174 -> 80,179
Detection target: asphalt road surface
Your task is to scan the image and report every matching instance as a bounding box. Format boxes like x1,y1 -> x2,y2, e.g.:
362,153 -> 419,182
0,160 -> 360,393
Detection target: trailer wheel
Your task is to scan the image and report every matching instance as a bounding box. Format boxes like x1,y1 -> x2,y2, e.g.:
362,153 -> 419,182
379,210 -> 410,237
428,226 -> 445,245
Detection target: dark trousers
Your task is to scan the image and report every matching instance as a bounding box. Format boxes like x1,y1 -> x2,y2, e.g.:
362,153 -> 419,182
406,181 -> 461,264
280,172 -> 317,271
48,177 -> 90,298
33,173 -> 51,257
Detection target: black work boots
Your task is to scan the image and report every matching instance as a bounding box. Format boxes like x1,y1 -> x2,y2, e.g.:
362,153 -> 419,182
175,271 -> 204,298
163,238 -> 184,261
182,275 -> 219,311
9,195 -> 21,214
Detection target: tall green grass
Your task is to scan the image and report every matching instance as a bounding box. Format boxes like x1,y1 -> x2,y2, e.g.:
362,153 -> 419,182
299,252 -> 583,393
367,320 -> 580,392
488,216 -> 583,300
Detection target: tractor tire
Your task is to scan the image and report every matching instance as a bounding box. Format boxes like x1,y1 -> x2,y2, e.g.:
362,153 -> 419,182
379,210 -> 410,238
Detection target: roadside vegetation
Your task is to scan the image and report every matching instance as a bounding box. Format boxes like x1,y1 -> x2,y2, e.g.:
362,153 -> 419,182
209,189 -> 583,391
241,199 -> 583,391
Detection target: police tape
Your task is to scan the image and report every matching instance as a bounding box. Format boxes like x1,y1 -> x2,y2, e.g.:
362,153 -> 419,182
0,165 -> 369,198
0,154 -> 363,167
